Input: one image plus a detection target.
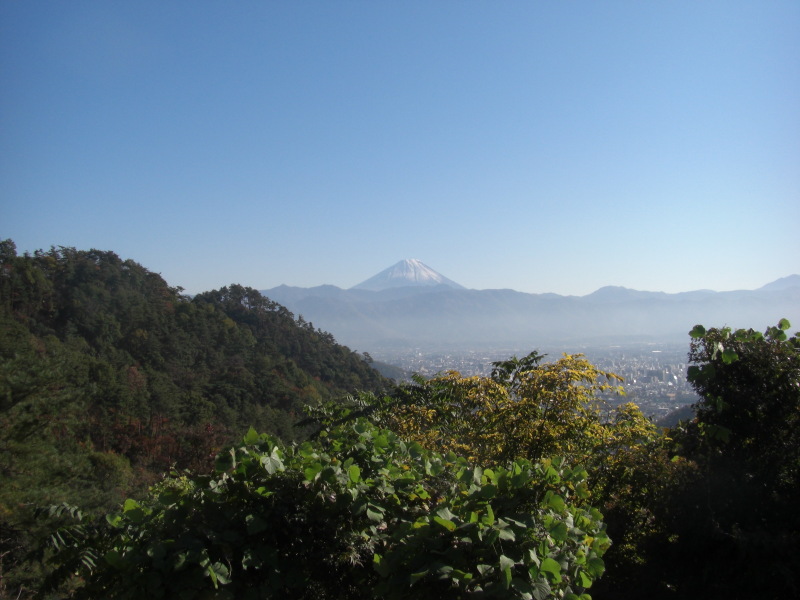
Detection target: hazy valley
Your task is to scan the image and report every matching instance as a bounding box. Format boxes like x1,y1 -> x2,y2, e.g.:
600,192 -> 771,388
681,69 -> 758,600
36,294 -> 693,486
262,260 -> 800,353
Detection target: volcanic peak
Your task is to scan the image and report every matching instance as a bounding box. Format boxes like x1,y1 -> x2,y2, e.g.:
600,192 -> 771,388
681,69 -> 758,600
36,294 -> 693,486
351,259 -> 465,291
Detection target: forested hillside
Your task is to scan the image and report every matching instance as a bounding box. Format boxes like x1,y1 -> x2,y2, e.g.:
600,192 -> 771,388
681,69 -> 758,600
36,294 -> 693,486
0,240 -> 388,594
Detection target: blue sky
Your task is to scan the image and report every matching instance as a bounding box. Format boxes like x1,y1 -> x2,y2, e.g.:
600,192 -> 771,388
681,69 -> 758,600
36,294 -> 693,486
2,1 -> 798,296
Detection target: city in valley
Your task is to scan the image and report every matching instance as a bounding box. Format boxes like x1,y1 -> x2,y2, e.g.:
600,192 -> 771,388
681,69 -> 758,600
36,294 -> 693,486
373,342 -> 698,422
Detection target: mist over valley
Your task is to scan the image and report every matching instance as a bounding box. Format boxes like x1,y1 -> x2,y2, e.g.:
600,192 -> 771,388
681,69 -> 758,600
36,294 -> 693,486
262,260 -> 800,354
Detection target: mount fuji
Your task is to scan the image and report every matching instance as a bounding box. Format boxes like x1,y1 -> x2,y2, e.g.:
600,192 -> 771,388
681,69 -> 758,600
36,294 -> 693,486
352,259 -> 465,291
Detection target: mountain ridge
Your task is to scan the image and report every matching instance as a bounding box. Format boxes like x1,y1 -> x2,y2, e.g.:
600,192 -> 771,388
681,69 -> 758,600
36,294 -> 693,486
759,274 -> 800,292
261,271 -> 800,351
270,275 -> 800,300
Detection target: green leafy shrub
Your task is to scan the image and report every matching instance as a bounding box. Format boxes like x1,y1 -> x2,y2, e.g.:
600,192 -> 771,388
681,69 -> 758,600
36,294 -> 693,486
43,421 -> 609,599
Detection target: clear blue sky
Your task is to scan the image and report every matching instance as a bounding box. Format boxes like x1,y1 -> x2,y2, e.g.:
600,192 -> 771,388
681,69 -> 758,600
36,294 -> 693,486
2,1 -> 798,296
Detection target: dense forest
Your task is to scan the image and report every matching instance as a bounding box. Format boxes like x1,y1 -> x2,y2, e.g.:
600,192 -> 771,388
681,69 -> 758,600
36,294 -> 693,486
1,240 -> 799,599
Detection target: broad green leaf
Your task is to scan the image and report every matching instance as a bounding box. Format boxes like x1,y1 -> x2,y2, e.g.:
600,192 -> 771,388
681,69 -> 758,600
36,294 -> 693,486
546,493 -> 565,513
366,505 -> 384,522
501,566 -> 512,590
540,557 -> 561,580
214,562 -> 230,585
261,448 -> 283,474
498,527 -> 516,541
297,441 -> 316,457
348,464 -> 361,483
482,504 -> 495,526
433,516 -> 456,532
499,555 -> 515,571
206,562 -> 230,588
527,548 -> 541,567
436,507 -> 457,521
721,348 -> 739,364
532,580 -> 552,600
123,499 -> 145,523
123,498 -> 140,512
157,489 -> 180,506
106,514 -> 123,527
578,570 -> 593,588
410,569 -> 429,585
549,521 -> 568,542
689,324 -> 706,338
586,557 -> 605,577
243,426 -> 260,445
303,463 -> 322,481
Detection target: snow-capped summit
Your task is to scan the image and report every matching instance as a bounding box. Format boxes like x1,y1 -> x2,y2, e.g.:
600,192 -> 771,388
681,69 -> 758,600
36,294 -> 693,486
351,259 -> 465,291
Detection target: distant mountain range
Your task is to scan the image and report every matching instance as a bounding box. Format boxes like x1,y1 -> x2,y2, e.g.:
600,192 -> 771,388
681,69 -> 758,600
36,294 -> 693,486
262,262 -> 800,352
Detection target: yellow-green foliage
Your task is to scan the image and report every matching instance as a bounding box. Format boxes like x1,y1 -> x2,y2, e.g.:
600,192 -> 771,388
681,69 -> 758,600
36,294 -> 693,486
374,353 -> 658,475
